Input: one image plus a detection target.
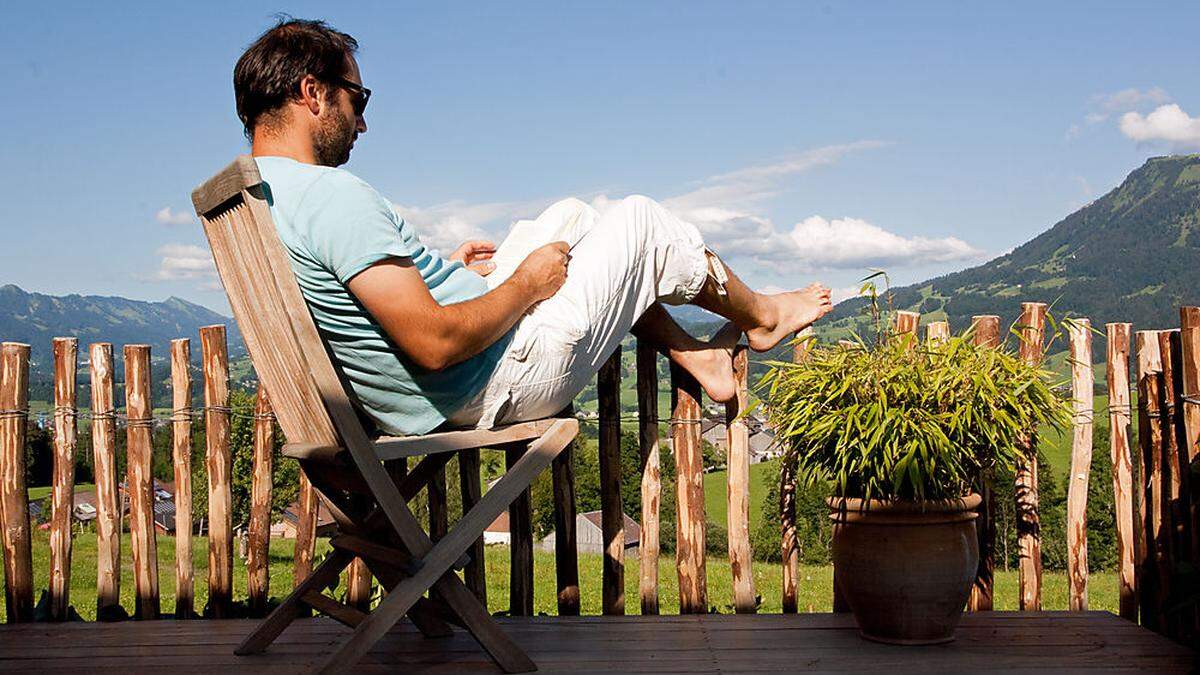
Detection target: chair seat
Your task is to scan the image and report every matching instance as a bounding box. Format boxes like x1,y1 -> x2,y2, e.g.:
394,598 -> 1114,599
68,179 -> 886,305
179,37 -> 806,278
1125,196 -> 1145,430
282,418 -> 564,462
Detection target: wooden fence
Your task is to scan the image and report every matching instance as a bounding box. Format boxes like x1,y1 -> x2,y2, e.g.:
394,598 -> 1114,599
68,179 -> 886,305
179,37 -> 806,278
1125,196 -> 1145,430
0,307 -> 1196,645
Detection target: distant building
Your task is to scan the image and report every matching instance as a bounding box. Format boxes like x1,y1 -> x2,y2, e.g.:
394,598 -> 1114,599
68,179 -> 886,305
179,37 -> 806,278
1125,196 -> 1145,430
272,500 -> 337,539
695,413 -> 781,465
539,510 -> 641,556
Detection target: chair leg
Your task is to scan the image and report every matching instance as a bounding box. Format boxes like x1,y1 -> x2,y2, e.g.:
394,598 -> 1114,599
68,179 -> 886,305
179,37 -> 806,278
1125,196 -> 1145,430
236,549 -> 354,655
315,425 -> 574,673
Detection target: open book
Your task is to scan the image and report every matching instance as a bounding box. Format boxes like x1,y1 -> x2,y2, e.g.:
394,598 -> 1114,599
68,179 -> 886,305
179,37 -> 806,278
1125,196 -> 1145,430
485,208 -> 591,289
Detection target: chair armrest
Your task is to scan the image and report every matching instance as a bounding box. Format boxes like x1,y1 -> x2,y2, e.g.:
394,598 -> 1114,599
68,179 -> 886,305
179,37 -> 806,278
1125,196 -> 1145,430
281,417 -> 570,463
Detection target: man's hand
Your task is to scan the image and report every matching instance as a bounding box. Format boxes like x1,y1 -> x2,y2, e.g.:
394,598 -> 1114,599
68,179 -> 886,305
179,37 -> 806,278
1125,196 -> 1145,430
449,240 -> 496,276
513,241 -> 569,302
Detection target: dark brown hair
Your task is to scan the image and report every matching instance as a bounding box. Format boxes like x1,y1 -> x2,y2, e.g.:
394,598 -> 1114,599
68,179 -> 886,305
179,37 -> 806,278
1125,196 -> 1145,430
233,17 -> 358,140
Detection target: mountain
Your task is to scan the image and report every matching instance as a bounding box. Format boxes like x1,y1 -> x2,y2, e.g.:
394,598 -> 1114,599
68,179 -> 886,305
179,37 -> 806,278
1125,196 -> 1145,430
0,284 -> 245,386
822,154 -> 1200,349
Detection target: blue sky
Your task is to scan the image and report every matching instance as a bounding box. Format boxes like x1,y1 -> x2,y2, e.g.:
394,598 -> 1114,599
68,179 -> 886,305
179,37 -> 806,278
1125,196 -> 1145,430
2,2 -> 1198,314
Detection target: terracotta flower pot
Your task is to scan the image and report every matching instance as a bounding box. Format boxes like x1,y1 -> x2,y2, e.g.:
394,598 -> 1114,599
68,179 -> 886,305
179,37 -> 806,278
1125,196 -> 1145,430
828,493 -> 981,645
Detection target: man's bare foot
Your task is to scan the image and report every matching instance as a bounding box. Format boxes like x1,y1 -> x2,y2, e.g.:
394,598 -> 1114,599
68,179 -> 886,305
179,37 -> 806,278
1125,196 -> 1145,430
672,322 -> 742,403
746,283 -> 833,352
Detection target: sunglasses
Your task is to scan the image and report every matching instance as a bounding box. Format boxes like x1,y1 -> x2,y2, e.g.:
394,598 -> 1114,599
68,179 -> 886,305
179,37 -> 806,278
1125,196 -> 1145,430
331,75 -> 371,116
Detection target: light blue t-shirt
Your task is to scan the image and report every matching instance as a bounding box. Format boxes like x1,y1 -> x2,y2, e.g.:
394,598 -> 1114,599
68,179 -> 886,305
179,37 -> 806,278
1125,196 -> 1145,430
255,156 -> 511,436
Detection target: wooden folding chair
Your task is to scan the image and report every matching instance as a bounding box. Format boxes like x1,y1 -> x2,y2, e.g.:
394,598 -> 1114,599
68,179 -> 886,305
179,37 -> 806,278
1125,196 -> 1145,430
191,156 -> 578,673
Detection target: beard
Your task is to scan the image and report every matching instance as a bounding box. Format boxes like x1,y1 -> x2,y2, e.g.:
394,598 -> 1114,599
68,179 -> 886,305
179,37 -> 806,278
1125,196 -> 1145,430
312,108 -> 356,167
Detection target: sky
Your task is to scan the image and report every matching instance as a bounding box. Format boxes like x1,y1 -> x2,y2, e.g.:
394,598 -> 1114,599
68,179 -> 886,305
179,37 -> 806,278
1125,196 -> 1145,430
2,2 -> 1199,315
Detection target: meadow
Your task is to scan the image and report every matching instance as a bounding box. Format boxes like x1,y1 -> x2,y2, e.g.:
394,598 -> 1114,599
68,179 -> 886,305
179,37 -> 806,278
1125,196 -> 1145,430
3,529 -> 1118,620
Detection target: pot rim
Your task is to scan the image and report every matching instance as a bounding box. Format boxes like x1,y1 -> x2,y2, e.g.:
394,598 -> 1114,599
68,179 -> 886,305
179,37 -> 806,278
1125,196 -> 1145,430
827,493 -> 982,525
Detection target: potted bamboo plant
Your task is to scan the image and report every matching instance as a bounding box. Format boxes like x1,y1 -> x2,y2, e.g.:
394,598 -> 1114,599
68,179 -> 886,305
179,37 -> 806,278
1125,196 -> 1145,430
759,296 -> 1068,645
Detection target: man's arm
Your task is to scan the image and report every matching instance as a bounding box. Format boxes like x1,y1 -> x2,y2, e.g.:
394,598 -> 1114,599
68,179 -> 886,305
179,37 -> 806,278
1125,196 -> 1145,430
347,241 -> 569,371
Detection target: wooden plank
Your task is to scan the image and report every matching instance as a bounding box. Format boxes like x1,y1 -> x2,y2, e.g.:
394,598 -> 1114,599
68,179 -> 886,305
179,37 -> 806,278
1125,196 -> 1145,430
48,337 -> 77,621
670,361 -> 707,614
124,345 -> 159,619
1066,319 -> 1093,611
635,343 -> 660,615
550,407 -> 579,616
201,324 -> 233,618
89,342 -> 122,619
968,315 -> 1000,612
1105,323 -> 1137,621
247,385 -> 274,616
1134,329 -> 1164,631
507,444 -> 534,617
782,326 -> 813,614
170,339 -> 195,619
597,347 -> 624,616
0,342 -> 33,623
726,345 -> 755,614
303,591 -> 366,628
459,448 -> 488,608
1017,302 -> 1047,611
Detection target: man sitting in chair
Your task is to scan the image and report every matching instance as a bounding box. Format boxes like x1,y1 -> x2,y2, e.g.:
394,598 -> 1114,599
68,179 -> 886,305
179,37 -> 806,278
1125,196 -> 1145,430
233,19 -> 833,437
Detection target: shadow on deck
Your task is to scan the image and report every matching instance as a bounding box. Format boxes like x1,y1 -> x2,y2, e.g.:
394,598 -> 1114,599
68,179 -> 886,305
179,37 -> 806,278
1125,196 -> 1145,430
0,612 -> 1193,673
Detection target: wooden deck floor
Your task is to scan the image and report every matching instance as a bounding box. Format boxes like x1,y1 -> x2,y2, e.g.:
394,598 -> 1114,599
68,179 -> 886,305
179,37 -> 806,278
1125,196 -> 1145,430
0,611 -> 1192,673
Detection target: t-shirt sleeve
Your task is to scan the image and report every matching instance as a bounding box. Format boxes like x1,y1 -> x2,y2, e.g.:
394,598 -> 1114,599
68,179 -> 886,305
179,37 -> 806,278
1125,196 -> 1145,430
301,171 -> 415,284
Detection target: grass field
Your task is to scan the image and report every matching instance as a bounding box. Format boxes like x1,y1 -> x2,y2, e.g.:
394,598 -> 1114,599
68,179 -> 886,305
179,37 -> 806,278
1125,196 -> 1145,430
2,529 -> 1118,620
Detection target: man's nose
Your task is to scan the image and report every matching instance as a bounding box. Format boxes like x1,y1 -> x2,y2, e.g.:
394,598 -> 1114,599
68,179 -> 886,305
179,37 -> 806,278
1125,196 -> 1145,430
357,115 -> 367,134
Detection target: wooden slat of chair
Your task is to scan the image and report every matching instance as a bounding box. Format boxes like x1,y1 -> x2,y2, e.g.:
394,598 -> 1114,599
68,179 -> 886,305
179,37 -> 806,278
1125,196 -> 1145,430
281,418 -> 557,463
193,156 -> 578,674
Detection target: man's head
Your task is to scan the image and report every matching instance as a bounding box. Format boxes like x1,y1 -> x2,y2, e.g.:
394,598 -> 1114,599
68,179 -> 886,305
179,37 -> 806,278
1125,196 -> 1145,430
234,18 -> 367,166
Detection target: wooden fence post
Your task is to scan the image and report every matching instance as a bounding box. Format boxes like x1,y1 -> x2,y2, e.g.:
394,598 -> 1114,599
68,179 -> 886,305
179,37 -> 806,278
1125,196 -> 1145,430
636,343 -> 660,616
782,327 -> 813,614
1179,309 -> 1200,557
551,407 -> 578,616
968,315 -> 1001,612
727,345 -> 756,614
895,310 -> 920,337
459,448 -> 488,608
598,347 -> 625,615
0,343 -> 33,623
671,361 -> 707,614
1066,320 -> 1093,611
507,444 -> 534,616
926,320 -> 950,345
1177,307 -> 1200,639
247,384 -> 274,616
170,339 -> 194,619
1158,329 -> 1186,638
1105,323 -> 1137,621
293,472 -> 318,588
125,345 -> 159,619
89,342 -> 122,620
201,324 -> 233,618
1134,330 -> 1164,630
49,338 -> 77,621
1017,302 -> 1047,611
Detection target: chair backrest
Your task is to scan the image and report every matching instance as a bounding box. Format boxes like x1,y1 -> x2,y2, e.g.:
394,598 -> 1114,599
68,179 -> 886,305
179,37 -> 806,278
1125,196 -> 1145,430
190,156 -> 358,449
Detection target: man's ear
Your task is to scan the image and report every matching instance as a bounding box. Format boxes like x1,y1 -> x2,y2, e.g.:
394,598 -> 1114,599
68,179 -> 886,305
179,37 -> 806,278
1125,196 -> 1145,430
297,74 -> 324,117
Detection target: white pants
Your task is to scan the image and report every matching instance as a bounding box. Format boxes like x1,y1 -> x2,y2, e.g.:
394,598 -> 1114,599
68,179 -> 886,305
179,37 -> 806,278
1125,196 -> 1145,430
445,195 -> 719,428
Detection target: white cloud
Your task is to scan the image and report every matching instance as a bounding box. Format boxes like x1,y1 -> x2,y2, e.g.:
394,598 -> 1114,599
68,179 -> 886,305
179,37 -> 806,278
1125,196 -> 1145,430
155,207 -> 195,226
152,243 -> 216,282
787,216 -> 982,269
1119,103 -> 1200,148
1093,87 -> 1170,113
1067,87 -> 1173,141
